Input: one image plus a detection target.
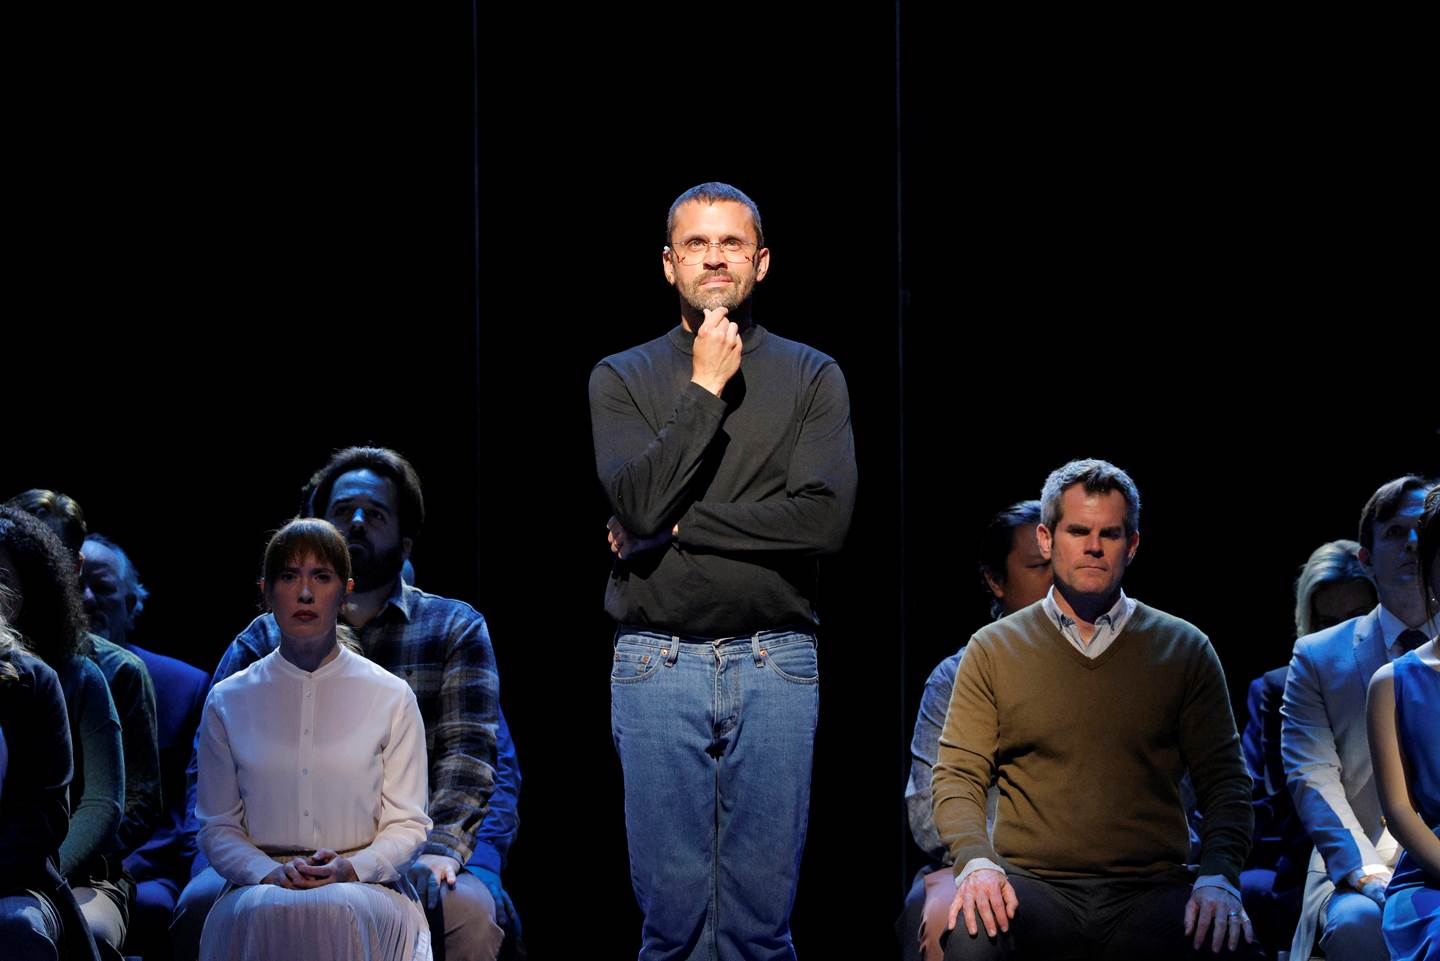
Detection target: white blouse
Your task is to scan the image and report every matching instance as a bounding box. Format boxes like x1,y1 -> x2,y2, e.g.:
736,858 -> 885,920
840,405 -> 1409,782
197,645 -> 431,885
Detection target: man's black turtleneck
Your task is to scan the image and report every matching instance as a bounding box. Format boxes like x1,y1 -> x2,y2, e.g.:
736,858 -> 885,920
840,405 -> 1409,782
589,322 -> 857,637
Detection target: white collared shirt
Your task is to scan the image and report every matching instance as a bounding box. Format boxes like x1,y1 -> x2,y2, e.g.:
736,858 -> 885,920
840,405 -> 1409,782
1042,586 -> 1137,658
1377,604 -> 1440,660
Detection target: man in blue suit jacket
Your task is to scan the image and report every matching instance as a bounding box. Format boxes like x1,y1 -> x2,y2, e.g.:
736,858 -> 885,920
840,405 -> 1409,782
1282,476 -> 1437,961
80,533 -> 210,960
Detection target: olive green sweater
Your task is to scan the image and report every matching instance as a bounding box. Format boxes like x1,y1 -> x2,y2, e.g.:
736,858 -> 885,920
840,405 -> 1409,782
932,601 -> 1252,887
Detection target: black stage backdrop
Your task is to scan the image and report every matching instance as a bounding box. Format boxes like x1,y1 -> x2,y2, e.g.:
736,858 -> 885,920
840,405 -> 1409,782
8,7 -> 1435,958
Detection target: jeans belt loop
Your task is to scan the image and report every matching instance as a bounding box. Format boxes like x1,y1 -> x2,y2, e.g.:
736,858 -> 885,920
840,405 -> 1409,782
751,632 -> 765,667
665,635 -> 680,667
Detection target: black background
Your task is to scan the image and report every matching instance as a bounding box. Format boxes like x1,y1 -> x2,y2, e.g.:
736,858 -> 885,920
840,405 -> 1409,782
8,7 -> 1435,957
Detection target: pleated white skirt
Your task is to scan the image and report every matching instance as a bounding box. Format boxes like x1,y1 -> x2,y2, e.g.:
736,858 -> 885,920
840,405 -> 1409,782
199,881 -> 431,961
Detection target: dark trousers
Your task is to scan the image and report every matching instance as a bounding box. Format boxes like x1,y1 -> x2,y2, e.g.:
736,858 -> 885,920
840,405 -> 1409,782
940,873 -> 1267,961
895,868 -> 933,961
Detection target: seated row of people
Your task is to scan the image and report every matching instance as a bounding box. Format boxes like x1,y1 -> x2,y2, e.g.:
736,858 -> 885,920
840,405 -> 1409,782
899,466 -> 1439,961
0,445 -> 522,961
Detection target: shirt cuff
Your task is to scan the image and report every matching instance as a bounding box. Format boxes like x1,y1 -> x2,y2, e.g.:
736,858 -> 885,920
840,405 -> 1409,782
419,838 -> 469,865
1193,874 -> 1240,901
347,850 -> 397,884
955,858 -> 1006,888
465,841 -> 503,875
1349,865 -> 1392,888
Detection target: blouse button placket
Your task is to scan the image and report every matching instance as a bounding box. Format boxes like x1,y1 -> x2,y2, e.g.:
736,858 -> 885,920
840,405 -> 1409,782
300,679 -> 317,841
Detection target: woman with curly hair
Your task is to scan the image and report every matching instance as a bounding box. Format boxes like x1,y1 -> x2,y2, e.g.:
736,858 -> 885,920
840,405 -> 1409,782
1366,485 -> 1440,961
0,592 -> 100,961
0,506 -> 122,959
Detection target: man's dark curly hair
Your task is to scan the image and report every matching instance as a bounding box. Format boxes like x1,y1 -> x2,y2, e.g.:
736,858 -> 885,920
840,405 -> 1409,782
0,505 -> 90,665
303,447 -> 426,543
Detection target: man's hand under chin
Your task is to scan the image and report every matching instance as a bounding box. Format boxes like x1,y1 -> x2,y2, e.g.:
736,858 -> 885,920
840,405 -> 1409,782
690,307 -> 741,397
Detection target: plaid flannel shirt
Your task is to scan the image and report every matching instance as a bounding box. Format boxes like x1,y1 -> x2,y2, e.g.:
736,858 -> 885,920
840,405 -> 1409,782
202,579 -> 500,865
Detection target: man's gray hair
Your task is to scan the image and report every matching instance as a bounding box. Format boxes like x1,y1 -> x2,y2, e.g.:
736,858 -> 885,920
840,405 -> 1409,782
1039,458 -> 1141,538
83,533 -> 149,628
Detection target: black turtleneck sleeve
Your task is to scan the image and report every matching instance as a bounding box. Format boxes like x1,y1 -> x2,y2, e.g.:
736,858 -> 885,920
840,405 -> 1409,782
589,324 -> 857,637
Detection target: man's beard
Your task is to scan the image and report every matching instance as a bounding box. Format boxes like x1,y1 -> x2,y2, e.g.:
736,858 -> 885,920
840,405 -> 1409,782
348,539 -> 406,592
679,271 -> 753,314
86,607 -> 125,646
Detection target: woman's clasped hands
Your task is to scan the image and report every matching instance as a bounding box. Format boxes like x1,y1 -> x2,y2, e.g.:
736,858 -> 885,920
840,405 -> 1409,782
262,849 -> 358,889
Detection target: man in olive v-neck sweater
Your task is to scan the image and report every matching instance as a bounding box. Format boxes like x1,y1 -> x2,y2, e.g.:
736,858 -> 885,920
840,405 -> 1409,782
932,459 -> 1257,960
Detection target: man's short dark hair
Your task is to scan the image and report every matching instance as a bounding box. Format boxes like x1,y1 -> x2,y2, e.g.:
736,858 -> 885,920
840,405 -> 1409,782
6,489 -> 87,554
1357,475 -> 1432,555
1419,486 -> 1439,621
304,447 -> 426,543
666,182 -> 765,251
1040,459 -> 1141,539
978,500 -> 1042,621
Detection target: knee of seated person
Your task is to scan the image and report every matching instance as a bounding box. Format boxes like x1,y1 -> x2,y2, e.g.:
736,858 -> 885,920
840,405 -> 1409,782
444,874 -> 505,961
447,873 -> 498,919
174,868 -> 226,912
169,867 -> 227,961
939,925 -> 1009,961
1324,890 -> 1382,928
1320,889 -> 1384,953
134,878 -> 181,916
0,906 -> 60,958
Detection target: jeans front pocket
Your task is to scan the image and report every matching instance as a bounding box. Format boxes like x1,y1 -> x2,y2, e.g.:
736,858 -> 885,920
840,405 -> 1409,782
611,637 -> 663,684
762,637 -> 819,684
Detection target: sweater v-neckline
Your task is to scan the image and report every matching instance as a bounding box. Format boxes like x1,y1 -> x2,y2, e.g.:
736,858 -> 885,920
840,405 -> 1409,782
1037,601 -> 1148,670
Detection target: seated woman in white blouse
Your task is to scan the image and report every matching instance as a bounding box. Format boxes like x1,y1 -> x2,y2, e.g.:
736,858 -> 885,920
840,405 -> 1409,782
195,518 -> 432,961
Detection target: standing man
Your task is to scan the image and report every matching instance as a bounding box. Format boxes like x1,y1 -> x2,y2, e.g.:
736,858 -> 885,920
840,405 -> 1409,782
172,447 -> 512,961
933,459 -> 1258,959
1282,475 -> 1436,961
590,182 -> 857,960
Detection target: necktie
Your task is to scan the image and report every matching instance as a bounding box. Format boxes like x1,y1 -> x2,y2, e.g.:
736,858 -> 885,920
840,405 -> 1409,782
1396,629 -> 1429,653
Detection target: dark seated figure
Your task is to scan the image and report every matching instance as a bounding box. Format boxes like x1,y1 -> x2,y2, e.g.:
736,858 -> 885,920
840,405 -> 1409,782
898,501 -> 1050,961
1240,666 -> 1313,955
82,533 -> 210,960
1239,539 -> 1375,956
0,607 -> 102,961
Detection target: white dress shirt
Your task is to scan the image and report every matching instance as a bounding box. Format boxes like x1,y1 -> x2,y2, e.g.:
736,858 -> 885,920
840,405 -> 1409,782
1377,605 -> 1440,660
1042,586 -> 1136,659
197,645 -> 432,886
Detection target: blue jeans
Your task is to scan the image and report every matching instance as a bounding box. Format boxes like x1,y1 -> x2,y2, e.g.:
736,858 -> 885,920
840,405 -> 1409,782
611,629 -> 819,961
